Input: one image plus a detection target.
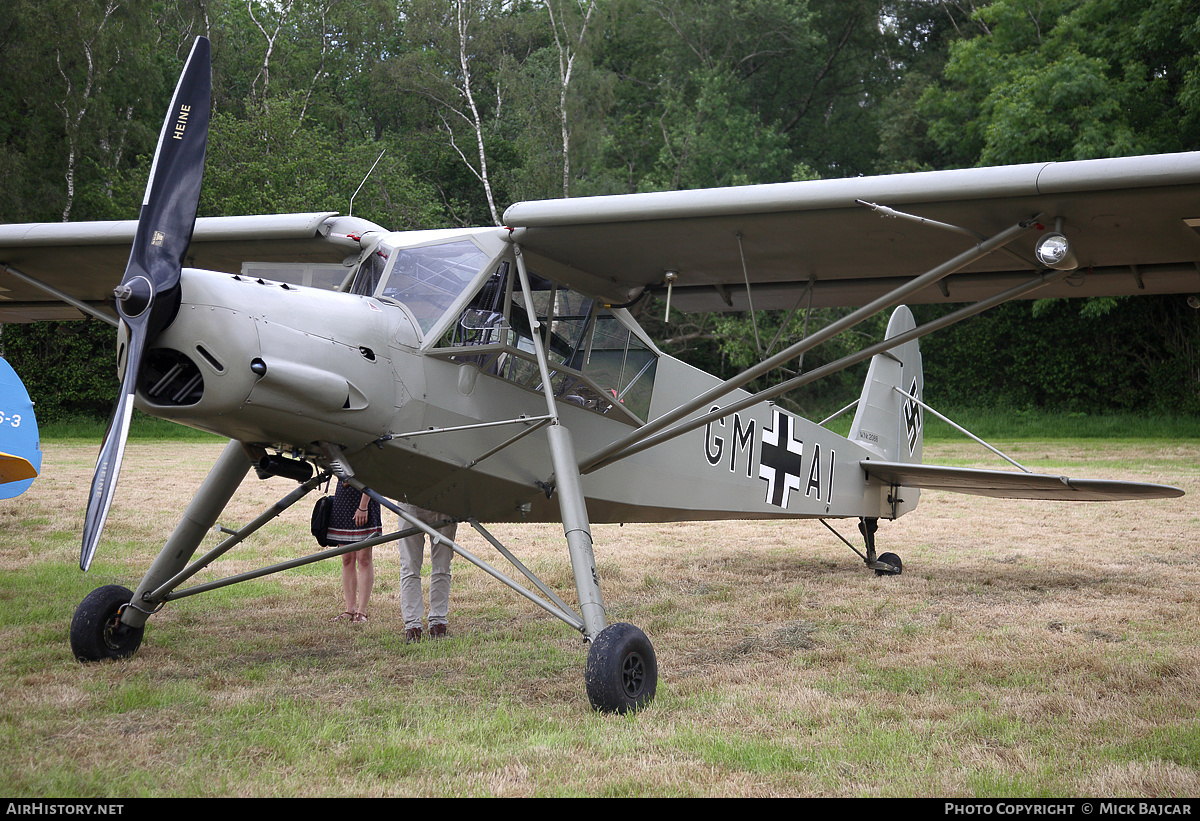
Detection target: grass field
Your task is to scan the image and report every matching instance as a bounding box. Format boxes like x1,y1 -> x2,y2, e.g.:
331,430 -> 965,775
1,435 -> 1197,797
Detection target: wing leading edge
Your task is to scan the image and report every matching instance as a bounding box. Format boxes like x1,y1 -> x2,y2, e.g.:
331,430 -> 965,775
0,212 -> 385,323
504,151 -> 1200,309
861,460 -> 1184,502
6,151 -> 1199,320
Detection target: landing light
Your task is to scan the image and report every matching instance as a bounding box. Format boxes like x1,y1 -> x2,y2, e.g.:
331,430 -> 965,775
1034,232 -> 1078,270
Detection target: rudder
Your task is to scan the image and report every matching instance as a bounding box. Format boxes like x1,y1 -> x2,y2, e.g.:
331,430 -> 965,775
848,306 -> 924,515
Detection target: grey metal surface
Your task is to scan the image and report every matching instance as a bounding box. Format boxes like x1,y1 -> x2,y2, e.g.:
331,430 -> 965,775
0,213 -> 384,321
860,460 -> 1185,501
504,152 -> 1200,308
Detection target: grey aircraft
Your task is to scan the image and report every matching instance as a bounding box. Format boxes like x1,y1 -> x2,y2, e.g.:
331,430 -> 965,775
0,38 -> 1194,712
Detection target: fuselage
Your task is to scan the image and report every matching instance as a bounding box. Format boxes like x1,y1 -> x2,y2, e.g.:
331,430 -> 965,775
135,229 -> 893,525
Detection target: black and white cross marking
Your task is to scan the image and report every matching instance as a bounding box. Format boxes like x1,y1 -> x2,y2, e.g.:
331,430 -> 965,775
758,407 -> 804,508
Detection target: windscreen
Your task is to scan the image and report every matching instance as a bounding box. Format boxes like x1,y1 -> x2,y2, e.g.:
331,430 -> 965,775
360,240 -> 490,334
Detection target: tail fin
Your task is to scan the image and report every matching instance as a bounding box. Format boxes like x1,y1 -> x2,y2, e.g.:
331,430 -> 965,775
0,356 -> 41,499
848,306 -> 923,514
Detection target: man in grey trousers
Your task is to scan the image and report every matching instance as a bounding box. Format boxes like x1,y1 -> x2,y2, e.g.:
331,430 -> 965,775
398,504 -> 456,642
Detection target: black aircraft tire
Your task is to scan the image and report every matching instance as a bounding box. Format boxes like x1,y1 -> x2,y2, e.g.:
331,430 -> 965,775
875,552 -> 903,577
70,585 -> 144,662
585,622 -> 657,714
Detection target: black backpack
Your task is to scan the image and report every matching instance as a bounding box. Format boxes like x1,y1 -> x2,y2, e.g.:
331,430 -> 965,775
310,496 -> 334,547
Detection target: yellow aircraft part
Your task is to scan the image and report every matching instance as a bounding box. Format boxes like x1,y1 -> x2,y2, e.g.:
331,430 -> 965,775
0,451 -> 37,484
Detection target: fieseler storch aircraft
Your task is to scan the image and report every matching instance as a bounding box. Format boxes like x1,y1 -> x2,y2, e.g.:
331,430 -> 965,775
0,37 -> 1195,712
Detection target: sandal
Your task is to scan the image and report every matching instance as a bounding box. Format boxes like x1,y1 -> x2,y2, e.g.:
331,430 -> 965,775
330,611 -> 356,622
352,612 -> 368,623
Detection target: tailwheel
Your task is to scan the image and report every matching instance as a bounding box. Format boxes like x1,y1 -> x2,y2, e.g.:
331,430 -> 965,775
874,552 -> 903,576
857,517 -> 902,576
70,585 -> 144,662
585,623 -> 657,714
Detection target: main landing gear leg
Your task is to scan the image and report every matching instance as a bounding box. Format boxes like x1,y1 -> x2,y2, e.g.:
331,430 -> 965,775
548,423 -> 657,714
860,516 -> 903,576
70,440 -> 252,661
513,245 -> 655,712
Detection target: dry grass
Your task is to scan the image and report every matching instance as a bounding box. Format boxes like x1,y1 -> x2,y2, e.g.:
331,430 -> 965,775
1,438 -> 1198,797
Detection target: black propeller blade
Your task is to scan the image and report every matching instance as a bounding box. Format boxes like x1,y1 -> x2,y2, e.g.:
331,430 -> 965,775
81,37 -> 211,571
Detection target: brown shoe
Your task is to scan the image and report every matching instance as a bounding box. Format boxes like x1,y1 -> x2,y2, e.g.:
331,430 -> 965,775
429,623 -> 448,638
405,626 -> 422,643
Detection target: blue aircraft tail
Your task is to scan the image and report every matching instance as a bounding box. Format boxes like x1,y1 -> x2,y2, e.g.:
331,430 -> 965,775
0,356 -> 41,498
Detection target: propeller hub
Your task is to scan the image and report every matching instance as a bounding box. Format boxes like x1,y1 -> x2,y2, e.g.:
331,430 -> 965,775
114,275 -> 154,319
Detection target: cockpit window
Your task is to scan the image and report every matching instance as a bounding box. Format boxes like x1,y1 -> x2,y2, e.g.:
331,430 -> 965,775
351,245 -> 389,297
434,262 -> 658,422
356,240 -> 490,334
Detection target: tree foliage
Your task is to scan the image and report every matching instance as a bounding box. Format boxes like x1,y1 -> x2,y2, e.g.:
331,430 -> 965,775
914,0 -> 1200,167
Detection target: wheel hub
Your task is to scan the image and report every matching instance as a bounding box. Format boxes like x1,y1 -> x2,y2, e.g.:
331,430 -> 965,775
102,609 -> 132,651
621,652 -> 646,697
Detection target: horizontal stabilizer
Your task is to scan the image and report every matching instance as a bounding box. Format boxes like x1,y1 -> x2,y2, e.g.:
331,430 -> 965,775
0,451 -> 38,484
861,461 -> 1184,501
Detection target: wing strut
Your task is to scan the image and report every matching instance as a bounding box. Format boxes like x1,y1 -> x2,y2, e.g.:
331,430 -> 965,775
891,384 -> 1031,473
583,263 -> 1071,473
578,215 -> 1042,474
735,232 -> 763,356
0,263 -> 118,326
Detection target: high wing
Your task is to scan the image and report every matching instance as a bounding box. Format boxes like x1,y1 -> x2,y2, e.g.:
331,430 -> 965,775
861,461 -> 1184,502
502,152 -> 1200,310
7,152 -> 1200,322
0,213 -> 385,323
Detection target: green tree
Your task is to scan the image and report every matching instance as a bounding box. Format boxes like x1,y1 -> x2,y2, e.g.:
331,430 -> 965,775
1,320 -> 118,423
385,0 -> 542,224
196,102 -> 443,230
916,297 -> 1200,414
636,67 -> 796,190
589,0 -> 813,190
905,0 -> 1200,414
917,0 -> 1200,167
542,0 -> 603,196
874,0 -> 992,172
0,0 -> 171,224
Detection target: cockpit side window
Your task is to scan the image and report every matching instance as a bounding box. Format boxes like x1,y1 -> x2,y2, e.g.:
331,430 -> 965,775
446,262 -> 509,348
351,245 -> 389,296
435,260 -> 658,421
572,312 -> 657,420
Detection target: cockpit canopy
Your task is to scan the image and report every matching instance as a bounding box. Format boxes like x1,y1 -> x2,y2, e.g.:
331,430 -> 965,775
349,230 -> 659,424
352,236 -> 489,334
